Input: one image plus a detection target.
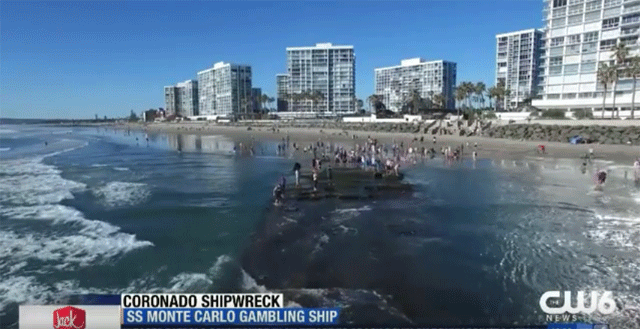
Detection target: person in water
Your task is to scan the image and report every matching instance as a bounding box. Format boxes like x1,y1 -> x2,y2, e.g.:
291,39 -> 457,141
293,162 -> 301,186
273,183 -> 284,205
279,175 -> 287,194
312,169 -> 319,192
634,157 -> 640,183
595,169 -> 607,186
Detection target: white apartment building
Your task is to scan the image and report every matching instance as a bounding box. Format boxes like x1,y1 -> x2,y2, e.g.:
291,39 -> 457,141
533,0 -> 640,113
164,80 -> 199,117
284,43 -> 356,116
197,62 -> 252,117
276,74 -> 290,111
374,58 -> 457,111
164,86 -> 178,116
496,29 -> 544,109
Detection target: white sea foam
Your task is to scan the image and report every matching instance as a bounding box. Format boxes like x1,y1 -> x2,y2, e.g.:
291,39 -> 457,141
329,205 -> 372,224
93,182 -> 151,208
0,147 -> 10,151
113,167 -> 130,171
91,164 -> 109,167
208,254 -> 235,280
0,216 -> 154,270
241,269 -> 268,293
167,273 -> 213,293
0,129 -> 17,134
0,276 -> 109,313
0,161 -> 86,205
0,151 -> 154,311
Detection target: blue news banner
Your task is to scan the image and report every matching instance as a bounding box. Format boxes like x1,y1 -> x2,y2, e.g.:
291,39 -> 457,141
123,308 -> 340,326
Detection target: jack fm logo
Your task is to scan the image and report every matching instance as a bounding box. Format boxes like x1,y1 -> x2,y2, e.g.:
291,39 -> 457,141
53,306 -> 86,329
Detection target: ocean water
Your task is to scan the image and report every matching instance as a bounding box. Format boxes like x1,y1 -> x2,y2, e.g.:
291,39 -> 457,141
0,124 -> 639,328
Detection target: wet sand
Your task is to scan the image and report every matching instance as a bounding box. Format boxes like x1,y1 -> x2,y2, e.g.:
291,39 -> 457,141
121,122 -> 640,163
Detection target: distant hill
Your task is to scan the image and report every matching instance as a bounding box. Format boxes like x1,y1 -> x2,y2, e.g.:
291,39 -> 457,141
1,118 -> 119,125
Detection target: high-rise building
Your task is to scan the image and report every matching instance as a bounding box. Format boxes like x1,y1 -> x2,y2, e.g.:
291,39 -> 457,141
532,0 -> 640,113
252,88 -> 262,112
164,80 -> 199,117
374,58 -> 457,111
276,74 -> 290,111
496,29 -> 544,110
177,80 -> 199,117
197,62 -> 252,117
164,86 -> 178,116
284,43 -> 356,116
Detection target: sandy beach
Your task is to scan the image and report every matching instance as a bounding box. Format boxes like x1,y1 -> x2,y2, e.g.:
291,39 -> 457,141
117,121 -> 640,163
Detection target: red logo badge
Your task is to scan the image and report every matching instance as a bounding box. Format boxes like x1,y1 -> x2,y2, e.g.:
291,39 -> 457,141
53,306 -> 86,329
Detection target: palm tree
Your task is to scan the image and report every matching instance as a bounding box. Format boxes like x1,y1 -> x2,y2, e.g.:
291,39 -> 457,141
368,94 -> 382,113
409,90 -> 425,114
597,63 -> 617,118
261,94 -> 269,111
292,92 -> 306,112
488,86 -> 498,111
432,93 -> 445,109
455,85 -> 466,117
475,82 -> 486,109
310,90 -> 325,115
611,43 -> 629,118
503,88 -> 512,111
268,97 -> 275,111
626,56 -> 640,119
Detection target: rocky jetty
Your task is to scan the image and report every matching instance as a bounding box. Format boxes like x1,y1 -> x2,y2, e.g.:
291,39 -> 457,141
481,124 -> 640,145
227,120 -> 640,145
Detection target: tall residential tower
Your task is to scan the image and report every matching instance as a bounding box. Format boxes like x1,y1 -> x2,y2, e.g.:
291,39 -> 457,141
282,43 -> 356,116
374,58 -> 457,111
164,79 -> 199,117
496,29 -> 544,109
276,74 -> 290,112
197,62 -> 252,117
532,0 -> 640,113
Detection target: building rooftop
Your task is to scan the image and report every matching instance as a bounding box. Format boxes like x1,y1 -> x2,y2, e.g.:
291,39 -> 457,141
496,28 -> 543,38
286,42 -> 354,51
375,59 -> 454,71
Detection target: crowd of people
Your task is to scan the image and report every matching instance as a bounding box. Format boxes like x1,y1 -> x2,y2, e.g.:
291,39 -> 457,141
270,135 -> 483,205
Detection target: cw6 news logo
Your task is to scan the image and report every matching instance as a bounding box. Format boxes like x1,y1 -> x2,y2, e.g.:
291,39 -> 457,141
539,291 -> 616,315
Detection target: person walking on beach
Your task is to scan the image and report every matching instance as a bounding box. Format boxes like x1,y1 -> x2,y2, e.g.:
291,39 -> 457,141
293,162 -> 301,187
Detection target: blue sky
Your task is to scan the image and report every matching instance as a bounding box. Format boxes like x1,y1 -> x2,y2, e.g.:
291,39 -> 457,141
1,1 -> 543,119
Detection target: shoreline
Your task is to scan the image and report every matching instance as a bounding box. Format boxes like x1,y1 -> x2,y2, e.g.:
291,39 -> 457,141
104,122 -> 639,163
